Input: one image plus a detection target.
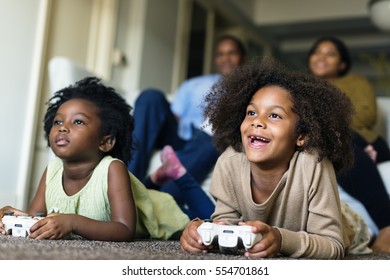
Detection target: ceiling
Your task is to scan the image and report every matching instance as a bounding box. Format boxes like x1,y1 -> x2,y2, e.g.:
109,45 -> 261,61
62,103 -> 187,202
208,0 -> 390,95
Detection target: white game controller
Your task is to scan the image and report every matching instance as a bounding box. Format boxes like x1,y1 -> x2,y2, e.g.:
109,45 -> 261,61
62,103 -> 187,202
2,212 -> 45,237
197,222 -> 262,254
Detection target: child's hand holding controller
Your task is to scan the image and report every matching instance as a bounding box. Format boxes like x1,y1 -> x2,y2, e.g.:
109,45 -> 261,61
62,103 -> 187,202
29,213 -> 73,240
239,221 -> 281,258
180,219 -> 211,253
0,206 -> 29,235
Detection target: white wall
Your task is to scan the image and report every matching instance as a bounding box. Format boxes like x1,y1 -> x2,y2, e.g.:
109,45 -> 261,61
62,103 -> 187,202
0,0 -> 42,207
28,0 -> 95,205
111,0 -> 147,106
253,0 -> 369,25
112,0 -> 182,105
0,0 -> 96,208
139,0 -> 179,93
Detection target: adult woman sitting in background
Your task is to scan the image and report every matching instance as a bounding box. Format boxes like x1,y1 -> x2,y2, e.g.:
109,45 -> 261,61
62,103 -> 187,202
307,36 -> 390,252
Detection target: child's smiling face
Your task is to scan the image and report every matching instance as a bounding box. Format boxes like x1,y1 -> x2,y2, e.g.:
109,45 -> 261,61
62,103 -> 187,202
240,85 -> 304,169
49,98 -> 104,162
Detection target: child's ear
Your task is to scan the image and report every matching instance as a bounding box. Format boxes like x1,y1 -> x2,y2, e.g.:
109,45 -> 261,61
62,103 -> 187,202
99,135 -> 116,153
296,134 -> 306,148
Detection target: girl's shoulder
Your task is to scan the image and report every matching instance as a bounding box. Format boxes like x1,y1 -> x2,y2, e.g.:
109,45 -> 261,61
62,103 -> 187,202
96,155 -> 126,170
292,150 -> 334,175
218,146 -> 246,162
216,147 -> 249,176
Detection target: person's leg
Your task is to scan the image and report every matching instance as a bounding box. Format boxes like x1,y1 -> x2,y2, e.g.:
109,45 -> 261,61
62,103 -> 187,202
176,128 -> 220,183
173,173 -> 215,219
143,175 -> 195,219
142,177 -> 159,190
338,145 -> 390,252
352,132 -> 368,148
149,145 -> 215,220
372,136 -> 390,163
338,146 -> 390,230
159,129 -> 219,205
128,89 -> 185,179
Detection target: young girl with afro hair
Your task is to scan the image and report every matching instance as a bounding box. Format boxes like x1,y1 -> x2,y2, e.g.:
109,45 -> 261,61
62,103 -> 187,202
180,58 -> 372,259
0,77 -> 188,241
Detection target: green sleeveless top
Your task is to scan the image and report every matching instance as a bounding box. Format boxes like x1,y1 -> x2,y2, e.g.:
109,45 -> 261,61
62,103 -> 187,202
45,156 -> 189,240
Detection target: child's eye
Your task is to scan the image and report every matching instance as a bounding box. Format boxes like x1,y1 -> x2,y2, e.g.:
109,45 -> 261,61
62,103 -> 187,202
74,119 -> 85,125
53,120 -> 62,126
269,113 -> 281,119
247,110 -> 256,116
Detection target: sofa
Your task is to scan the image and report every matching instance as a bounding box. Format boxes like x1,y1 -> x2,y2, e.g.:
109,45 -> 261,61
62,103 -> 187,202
48,56 -> 390,236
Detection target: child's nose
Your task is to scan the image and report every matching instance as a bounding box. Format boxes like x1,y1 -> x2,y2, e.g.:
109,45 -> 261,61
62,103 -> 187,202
251,123 -> 262,128
251,117 -> 265,128
58,125 -> 69,132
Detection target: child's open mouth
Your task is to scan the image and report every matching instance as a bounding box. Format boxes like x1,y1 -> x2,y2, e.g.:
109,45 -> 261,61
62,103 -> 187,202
250,135 -> 270,143
249,135 -> 270,148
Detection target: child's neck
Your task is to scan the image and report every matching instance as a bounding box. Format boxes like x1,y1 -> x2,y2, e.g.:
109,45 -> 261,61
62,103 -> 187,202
61,158 -> 101,196
250,163 -> 287,204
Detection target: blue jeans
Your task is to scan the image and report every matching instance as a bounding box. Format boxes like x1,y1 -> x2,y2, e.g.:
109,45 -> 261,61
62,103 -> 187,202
144,173 -> 215,220
129,89 -> 219,218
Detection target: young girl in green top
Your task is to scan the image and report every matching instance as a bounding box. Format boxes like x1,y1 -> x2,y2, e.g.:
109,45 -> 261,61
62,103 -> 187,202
0,77 -> 188,241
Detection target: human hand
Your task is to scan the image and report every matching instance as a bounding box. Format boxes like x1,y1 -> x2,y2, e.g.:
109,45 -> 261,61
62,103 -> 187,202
239,221 -> 281,258
180,219 -> 212,253
29,213 -> 73,240
0,206 -> 28,235
364,144 -> 377,163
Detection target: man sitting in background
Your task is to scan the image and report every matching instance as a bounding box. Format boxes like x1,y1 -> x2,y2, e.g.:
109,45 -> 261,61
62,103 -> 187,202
128,35 -> 247,219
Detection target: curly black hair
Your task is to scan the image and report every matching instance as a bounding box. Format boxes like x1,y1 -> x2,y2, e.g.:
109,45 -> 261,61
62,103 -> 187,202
43,77 -> 134,165
205,57 -> 354,174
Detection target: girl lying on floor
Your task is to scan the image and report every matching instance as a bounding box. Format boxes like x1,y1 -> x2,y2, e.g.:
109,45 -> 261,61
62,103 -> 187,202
178,58 -> 371,259
0,77 -> 188,241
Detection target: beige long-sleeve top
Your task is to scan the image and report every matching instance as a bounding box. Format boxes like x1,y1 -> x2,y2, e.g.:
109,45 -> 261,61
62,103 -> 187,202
210,147 -> 349,259
332,74 -> 378,143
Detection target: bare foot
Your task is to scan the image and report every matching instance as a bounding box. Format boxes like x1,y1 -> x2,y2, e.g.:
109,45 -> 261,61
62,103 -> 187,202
364,144 -> 377,163
150,146 -> 187,186
371,225 -> 390,253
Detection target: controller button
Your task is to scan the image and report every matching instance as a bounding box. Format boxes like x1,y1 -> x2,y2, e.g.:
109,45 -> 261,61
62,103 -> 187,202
205,231 -> 211,243
244,233 -> 252,246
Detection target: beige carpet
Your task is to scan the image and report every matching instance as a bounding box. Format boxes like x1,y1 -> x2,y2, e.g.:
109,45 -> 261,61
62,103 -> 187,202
1,234 -> 389,260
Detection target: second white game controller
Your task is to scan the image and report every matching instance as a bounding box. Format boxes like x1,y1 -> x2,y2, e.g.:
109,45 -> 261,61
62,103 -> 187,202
2,212 -> 45,237
197,222 -> 262,254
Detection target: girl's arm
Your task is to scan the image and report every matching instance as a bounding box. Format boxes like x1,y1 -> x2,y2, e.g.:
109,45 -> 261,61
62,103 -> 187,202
28,168 -> 48,216
275,157 -> 346,259
0,206 -> 29,217
29,161 -> 137,241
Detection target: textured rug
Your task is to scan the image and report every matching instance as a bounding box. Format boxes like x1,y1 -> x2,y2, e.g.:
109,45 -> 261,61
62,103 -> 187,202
1,234 -> 390,260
